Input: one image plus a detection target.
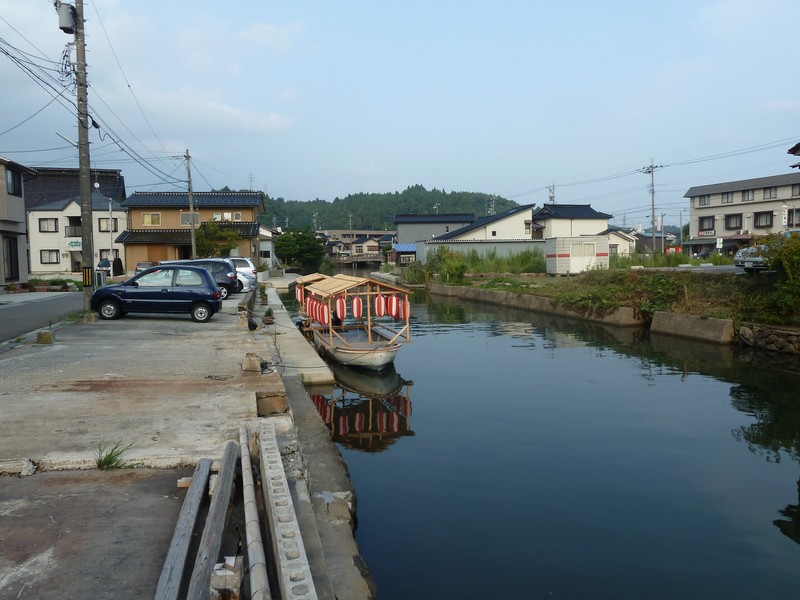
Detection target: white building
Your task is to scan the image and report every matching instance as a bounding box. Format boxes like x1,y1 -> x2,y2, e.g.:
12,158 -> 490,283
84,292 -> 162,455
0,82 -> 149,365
683,172 -> 800,254
1,157 -> 34,285
27,192 -> 127,274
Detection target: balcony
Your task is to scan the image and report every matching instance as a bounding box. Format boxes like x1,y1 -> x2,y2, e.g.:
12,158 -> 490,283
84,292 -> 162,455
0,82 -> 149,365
64,226 -> 81,237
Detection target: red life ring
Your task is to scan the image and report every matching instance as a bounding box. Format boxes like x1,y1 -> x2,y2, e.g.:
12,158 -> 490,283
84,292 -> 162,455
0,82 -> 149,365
335,296 -> 346,321
352,296 -> 363,319
387,295 -> 399,318
374,294 -> 386,317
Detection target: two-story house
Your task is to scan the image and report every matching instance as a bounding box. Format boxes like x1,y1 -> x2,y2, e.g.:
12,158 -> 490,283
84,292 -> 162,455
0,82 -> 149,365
394,213 -> 474,244
1,157 -> 35,285
530,203 -> 613,238
683,173 -> 800,256
117,191 -> 263,272
27,192 -> 127,274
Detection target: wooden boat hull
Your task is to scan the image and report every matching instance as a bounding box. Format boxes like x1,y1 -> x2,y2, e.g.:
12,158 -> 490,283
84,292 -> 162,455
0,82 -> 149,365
310,328 -> 401,370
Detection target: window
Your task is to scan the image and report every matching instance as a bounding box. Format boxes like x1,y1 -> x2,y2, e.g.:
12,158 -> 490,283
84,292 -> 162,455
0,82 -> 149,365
698,195 -> 710,206
754,211 -> 773,228
725,214 -> 742,230
38,218 -> 58,233
792,184 -> 800,197
789,209 -> 800,227
742,189 -> 755,202
699,216 -> 715,231
259,250 -> 271,259
5,169 -> 21,196
491,230 -> 497,237
233,212 -> 242,221
40,249 -> 59,264
223,212 -> 232,221
180,213 -> 200,226
354,245 -> 363,254
98,218 -> 118,232
99,249 -> 119,260
524,222 -> 531,235
213,212 -> 222,221
721,192 -> 734,204
137,269 -> 174,287
175,269 -> 203,286
142,213 -> 161,226
763,187 -> 777,199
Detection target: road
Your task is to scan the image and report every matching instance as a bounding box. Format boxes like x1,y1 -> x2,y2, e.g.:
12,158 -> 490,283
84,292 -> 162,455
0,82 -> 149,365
0,293 -> 84,343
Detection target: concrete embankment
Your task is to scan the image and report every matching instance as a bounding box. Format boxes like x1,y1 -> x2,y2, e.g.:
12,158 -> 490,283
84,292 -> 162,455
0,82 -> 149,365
429,283 -> 643,327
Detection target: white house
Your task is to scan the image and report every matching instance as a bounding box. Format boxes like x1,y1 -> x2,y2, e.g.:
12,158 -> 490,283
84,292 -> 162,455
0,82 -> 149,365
530,204 -> 613,238
27,192 -> 127,274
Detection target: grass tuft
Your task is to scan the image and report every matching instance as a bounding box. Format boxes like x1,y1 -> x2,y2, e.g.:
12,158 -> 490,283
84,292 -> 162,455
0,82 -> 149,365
95,439 -> 134,470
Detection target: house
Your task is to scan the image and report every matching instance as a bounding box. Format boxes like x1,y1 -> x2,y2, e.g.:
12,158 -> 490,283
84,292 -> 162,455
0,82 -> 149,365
394,213 -> 474,244
0,157 -> 35,285
683,172 -> 800,256
23,166 -> 126,210
27,192 -> 128,274
416,205 -> 539,262
258,225 -> 279,269
117,191 -> 263,272
600,226 -> 637,257
633,230 -> 678,254
530,203 -> 613,238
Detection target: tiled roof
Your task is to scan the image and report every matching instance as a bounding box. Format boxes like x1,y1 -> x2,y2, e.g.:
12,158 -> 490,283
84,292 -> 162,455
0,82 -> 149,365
393,243 -> 416,252
23,167 -> 126,210
531,203 -> 612,220
684,172 -> 800,197
394,213 -> 474,224
435,204 -> 535,240
29,192 -> 125,212
124,191 -> 262,207
116,221 -> 260,244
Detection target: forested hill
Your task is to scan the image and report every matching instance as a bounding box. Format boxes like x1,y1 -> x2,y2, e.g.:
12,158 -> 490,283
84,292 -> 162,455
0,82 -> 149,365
254,185 -> 519,231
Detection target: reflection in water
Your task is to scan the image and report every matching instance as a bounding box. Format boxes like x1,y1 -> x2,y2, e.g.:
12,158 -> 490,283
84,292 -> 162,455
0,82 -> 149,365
775,479 -> 800,544
308,364 -> 414,453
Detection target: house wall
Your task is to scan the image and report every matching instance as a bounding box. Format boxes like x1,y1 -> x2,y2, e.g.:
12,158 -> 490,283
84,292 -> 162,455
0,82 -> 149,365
0,163 -> 29,284
397,221 -> 472,244
608,232 -> 635,257
126,206 -> 257,229
27,203 -> 128,273
449,211 -> 531,241
544,218 -> 609,238
417,239 -> 545,263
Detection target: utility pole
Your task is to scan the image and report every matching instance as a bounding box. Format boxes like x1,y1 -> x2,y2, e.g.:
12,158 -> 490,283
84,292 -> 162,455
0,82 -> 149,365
185,149 -> 197,258
57,0 -> 94,317
312,212 -> 318,232
548,183 -> 556,204
639,160 -> 664,256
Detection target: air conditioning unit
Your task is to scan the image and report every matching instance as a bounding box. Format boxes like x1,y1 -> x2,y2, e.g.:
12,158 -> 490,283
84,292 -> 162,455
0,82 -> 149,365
735,230 -> 742,235
743,229 -> 752,234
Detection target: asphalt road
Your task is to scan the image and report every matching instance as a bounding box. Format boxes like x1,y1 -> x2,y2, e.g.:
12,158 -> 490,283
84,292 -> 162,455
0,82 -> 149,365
0,293 -> 84,343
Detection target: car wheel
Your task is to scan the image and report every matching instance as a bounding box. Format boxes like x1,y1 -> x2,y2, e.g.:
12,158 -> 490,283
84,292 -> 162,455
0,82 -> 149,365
191,302 -> 212,323
98,299 -> 121,320
236,279 -> 244,292
219,285 -> 230,300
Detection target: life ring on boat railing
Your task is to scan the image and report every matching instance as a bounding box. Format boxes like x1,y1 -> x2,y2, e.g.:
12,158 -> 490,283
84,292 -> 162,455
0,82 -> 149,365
374,294 -> 386,317
352,296 -> 363,319
387,295 -> 399,318
335,296 -> 346,321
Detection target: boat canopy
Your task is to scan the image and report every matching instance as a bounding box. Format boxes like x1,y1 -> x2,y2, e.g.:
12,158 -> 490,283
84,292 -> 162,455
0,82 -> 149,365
301,273 -> 410,299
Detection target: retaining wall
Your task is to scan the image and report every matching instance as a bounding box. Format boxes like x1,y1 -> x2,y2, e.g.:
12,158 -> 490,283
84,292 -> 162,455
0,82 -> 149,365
428,283 -> 643,327
738,323 -> 800,353
650,311 -> 734,345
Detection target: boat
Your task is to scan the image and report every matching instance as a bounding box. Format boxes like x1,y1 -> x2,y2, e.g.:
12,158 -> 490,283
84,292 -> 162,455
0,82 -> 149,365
294,273 -> 412,370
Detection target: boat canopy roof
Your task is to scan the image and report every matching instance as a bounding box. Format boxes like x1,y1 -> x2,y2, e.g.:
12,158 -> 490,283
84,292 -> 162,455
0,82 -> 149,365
300,273 -> 410,298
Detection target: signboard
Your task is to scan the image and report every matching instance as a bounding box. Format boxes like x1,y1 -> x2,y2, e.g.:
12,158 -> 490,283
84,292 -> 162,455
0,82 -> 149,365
716,237 -> 723,249
67,240 -> 82,249
698,230 -> 716,237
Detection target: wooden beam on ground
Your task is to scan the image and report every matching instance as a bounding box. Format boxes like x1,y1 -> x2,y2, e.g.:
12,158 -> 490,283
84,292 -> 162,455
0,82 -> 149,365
155,458 -> 212,600
186,442 -> 240,600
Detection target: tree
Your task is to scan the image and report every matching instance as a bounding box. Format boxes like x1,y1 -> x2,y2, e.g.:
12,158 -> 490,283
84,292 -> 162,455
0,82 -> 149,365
274,229 -> 325,273
195,221 -> 240,257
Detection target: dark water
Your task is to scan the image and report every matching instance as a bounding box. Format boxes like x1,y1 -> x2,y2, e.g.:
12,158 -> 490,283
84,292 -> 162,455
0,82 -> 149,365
306,295 -> 800,599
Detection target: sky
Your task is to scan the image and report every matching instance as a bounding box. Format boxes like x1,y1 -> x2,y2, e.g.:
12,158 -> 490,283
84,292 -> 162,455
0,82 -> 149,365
1,0 -> 799,229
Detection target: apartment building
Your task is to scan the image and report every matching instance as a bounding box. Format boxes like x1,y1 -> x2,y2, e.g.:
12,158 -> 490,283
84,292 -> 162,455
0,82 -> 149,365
683,172 -> 800,254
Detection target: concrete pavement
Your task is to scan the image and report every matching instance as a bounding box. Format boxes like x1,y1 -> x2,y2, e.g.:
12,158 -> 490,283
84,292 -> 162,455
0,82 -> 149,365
0,279 -> 374,599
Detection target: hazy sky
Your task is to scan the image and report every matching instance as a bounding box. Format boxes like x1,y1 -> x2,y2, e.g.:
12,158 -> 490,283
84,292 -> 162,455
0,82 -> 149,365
1,0 -> 799,228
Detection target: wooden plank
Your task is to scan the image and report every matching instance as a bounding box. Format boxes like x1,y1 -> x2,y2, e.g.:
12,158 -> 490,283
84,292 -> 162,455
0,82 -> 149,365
155,458 -> 212,600
186,441 -> 240,600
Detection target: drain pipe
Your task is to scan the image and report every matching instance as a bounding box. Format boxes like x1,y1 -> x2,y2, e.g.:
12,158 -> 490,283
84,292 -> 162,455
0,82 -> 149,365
240,425 -> 271,599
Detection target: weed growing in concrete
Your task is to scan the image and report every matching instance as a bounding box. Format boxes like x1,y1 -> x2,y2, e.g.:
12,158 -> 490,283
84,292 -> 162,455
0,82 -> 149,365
95,439 -> 134,470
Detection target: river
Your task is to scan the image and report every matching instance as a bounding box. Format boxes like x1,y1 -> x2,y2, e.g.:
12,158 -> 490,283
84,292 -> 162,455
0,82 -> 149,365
306,294 -> 800,599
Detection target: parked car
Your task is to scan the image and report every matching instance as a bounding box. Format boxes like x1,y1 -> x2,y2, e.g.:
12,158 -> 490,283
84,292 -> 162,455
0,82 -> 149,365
90,265 -> 222,322
97,258 -> 111,275
229,257 -> 258,292
161,258 -> 239,299
734,245 -> 767,274
135,260 -> 158,274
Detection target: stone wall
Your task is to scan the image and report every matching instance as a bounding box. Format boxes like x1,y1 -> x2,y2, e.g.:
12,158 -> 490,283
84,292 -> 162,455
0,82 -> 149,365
738,323 -> 800,354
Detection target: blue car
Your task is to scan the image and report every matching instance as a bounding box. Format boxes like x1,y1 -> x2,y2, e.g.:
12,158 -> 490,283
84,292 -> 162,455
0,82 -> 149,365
91,265 -> 222,322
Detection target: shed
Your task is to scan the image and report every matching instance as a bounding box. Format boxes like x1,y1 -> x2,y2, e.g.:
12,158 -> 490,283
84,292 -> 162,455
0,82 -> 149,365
545,236 -> 609,275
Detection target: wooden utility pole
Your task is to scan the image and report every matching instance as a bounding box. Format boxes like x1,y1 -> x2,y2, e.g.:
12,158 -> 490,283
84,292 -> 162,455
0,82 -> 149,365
640,161 -> 663,256
185,149 -> 197,258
